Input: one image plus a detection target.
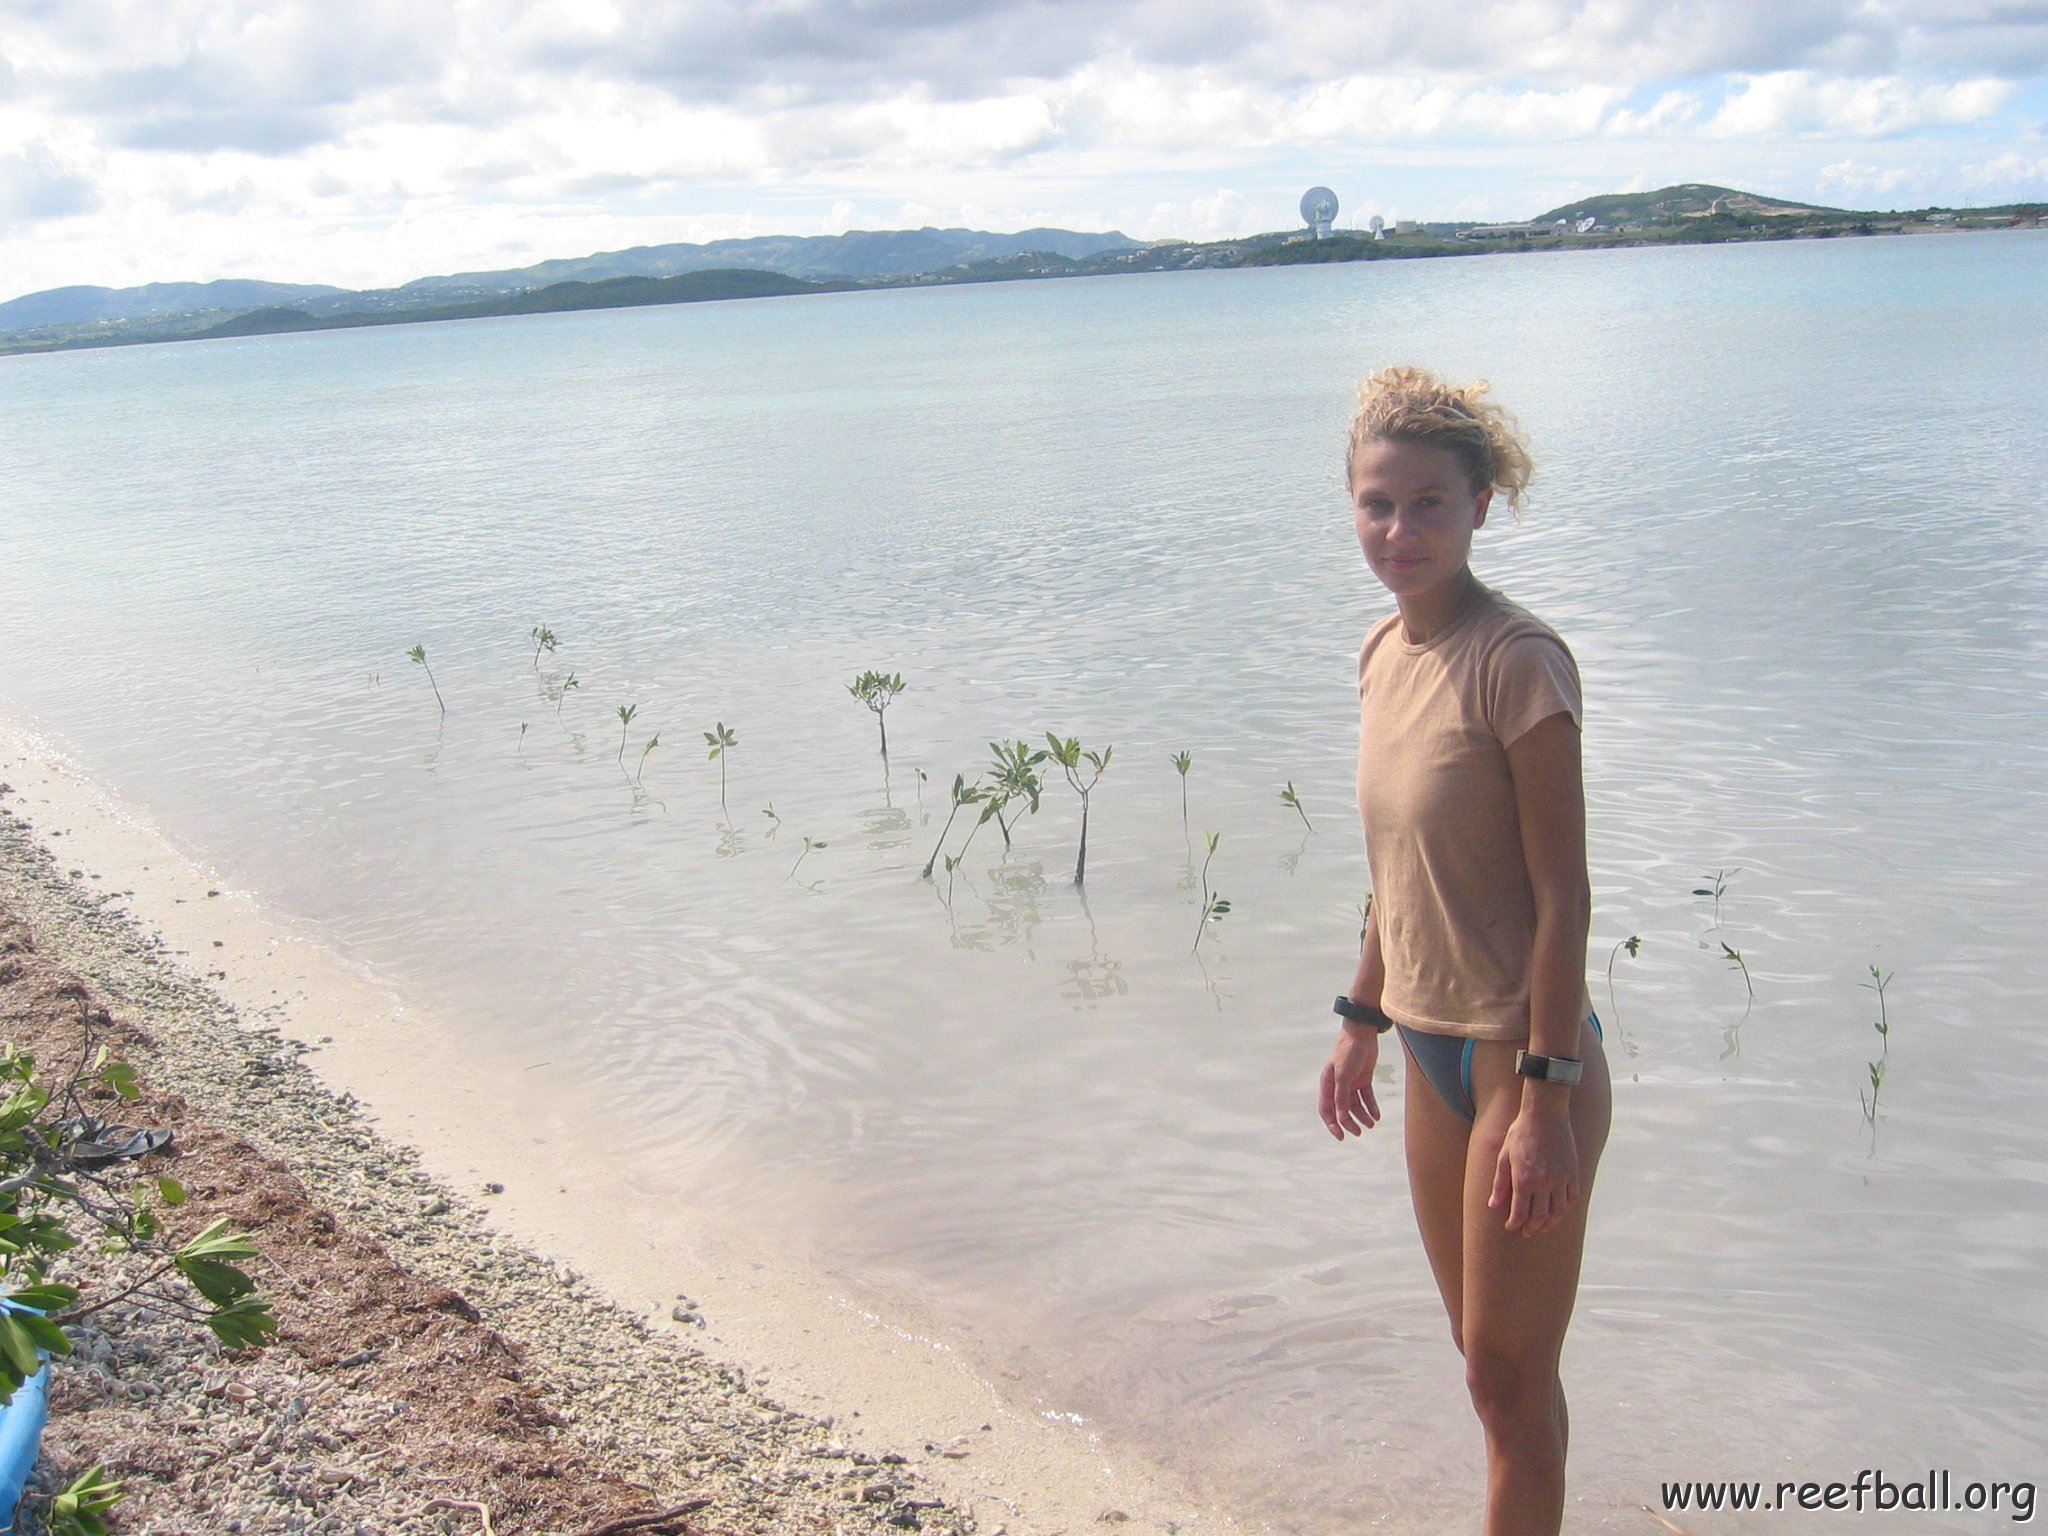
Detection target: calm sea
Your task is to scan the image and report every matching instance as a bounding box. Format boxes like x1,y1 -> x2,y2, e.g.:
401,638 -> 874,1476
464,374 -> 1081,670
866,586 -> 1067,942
5,231 -> 2046,1530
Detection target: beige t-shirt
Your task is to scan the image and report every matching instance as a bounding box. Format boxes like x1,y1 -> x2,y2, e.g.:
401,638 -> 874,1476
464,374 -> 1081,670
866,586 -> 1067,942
1356,579 -> 1588,1041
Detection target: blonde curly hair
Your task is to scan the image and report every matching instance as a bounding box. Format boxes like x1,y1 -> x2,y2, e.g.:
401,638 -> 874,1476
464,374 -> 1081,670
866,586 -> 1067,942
1346,366 -> 1534,511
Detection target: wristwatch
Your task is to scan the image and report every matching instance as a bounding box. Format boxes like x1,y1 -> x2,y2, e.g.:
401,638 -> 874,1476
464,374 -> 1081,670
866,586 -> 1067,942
1333,996 -> 1394,1033
1513,1050 -> 1584,1086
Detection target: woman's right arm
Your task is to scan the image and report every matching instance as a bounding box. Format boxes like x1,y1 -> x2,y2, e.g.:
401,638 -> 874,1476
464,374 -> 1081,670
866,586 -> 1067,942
1319,908 -> 1388,1139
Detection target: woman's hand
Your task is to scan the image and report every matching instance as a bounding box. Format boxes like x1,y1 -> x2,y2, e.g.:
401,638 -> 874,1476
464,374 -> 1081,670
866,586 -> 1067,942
1319,1024 -> 1383,1139
1490,1105 -> 1579,1235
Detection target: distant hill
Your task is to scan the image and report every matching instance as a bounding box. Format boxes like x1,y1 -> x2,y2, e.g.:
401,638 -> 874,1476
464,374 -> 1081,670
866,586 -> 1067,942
1533,183 -> 1846,226
0,279 -> 345,330
196,270 -> 852,342
393,226 -> 1144,295
0,226 -> 1142,334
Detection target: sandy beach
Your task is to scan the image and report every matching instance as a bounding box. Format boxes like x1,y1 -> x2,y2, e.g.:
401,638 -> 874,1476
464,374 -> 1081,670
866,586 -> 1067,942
0,725 -> 1216,1536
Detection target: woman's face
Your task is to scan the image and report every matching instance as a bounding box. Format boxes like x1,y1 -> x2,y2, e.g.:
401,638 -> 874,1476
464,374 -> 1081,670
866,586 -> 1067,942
1349,438 -> 1492,602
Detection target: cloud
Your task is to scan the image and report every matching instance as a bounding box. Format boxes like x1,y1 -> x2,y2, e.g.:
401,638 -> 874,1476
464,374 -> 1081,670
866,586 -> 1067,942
1703,70 -> 2014,136
1959,146 -> 2048,192
1817,155 -> 1929,196
506,0 -> 2048,104
0,142 -> 100,229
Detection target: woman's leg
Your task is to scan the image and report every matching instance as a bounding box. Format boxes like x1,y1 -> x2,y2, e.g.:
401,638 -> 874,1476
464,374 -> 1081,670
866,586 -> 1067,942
1403,1034 -> 1475,1351
1460,1019 -> 1611,1536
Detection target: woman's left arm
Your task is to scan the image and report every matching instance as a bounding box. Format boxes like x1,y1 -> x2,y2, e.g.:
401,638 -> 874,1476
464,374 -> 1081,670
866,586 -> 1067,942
1492,710 -> 1593,1237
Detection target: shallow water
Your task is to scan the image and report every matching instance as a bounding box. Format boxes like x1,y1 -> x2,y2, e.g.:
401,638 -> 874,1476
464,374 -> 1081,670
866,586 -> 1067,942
5,231 -> 2047,1529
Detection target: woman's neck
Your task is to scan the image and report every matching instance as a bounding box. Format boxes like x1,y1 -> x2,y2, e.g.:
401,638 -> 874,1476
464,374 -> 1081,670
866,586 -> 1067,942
1397,567 -> 1478,645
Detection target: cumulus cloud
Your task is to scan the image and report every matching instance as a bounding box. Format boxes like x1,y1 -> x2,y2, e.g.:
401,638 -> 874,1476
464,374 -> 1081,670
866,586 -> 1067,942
1704,69 -> 2014,136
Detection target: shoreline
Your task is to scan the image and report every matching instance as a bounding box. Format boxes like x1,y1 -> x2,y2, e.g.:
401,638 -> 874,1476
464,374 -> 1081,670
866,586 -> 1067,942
0,721 -> 1220,1535
5,217 -> 2040,360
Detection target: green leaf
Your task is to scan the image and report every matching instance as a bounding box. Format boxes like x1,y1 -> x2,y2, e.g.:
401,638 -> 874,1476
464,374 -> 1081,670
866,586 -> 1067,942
100,1061 -> 140,1101
4,1283 -> 78,1313
204,1296 -> 279,1349
156,1176 -> 187,1206
15,1312 -> 70,1357
179,1257 -> 257,1307
177,1217 -> 259,1263
0,1314 -> 45,1377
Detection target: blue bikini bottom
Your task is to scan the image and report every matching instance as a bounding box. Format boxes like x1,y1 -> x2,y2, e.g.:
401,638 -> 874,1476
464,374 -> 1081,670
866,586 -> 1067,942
1397,1014 -> 1602,1125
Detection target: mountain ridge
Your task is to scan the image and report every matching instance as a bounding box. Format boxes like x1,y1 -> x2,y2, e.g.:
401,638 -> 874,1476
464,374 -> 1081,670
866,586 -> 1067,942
4,225 -> 1143,328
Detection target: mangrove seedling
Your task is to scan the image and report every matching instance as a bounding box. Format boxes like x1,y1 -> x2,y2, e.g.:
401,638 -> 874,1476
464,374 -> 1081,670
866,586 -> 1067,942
1171,751 -> 1192,831
46,1464 -> 126,1536
947,797 -> 1004,894
517,722 -> 528,754
1606,934 -> 1641,1025
529,625 -> 558,669
1863,964 -> 1894,1058
406,644 -> 445,716
615,703 -> 638,767
849,670 -> 906,756
1193,832 -> 1231,954
791,836 -> 826,879
762,803 -> 782,829
1358,890 -> 1375,947
704,722 -> 738,813
1859,965 -> 1896,1134
636,733 -> 660,786
921,774 -> 984,880
1720,940 -> 1754,1004
1861,1057 -> 1887,1129
986,739 -> 1047,848
1280,780 -> 1313,832
556,672 -> 580,717
1045,733 -> 1112,885
1694,868 -> 1738,927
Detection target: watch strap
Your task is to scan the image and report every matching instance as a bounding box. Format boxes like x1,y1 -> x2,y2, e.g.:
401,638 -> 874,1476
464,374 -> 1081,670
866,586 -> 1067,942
1513,1049 -> 1584,1086
1333,996 -> 1394,1033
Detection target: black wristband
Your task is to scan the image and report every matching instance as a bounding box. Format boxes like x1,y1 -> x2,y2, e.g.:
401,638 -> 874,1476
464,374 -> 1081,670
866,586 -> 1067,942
1513,1049 -> 1584,1085
1333,995 -> 1394,1032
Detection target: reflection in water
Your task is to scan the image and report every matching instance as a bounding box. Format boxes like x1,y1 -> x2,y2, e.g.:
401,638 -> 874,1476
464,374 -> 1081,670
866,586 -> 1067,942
983,857 -> 1048,952
859,804 -> 912,848
1059,890 -> 1128,1008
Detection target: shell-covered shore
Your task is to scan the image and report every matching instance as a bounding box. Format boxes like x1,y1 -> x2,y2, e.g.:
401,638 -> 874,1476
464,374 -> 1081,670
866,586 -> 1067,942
0,790 -> 977,1536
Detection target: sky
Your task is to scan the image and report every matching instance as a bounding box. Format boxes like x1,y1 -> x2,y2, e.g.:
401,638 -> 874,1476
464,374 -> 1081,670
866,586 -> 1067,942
3,0 -> 2046,300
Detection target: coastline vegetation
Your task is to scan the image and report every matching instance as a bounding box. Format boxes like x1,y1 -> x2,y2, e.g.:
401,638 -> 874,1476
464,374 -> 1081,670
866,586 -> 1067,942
1280,780 -> 1312,832
704,722 -> 737,813
1192,831 -> 1230,954
985,739 -> 1047,849
922,774 -> 983,880
7,184 -> 2039,359
1044,734 -> 1111,885
405,644 -> 444,716
849,671 -> 905,758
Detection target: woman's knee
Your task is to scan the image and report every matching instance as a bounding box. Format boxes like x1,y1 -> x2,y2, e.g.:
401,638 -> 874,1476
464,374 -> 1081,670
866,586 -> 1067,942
1463,1342 -> 1555,1435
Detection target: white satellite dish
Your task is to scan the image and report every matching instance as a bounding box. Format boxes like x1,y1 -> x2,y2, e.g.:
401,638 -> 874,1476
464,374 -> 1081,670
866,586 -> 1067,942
1368,214 -> 1386,240
1300,186 -> 1338,239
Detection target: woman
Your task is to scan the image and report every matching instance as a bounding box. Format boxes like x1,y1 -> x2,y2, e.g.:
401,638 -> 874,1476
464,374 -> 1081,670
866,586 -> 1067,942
1318,366 -> 1611,1536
